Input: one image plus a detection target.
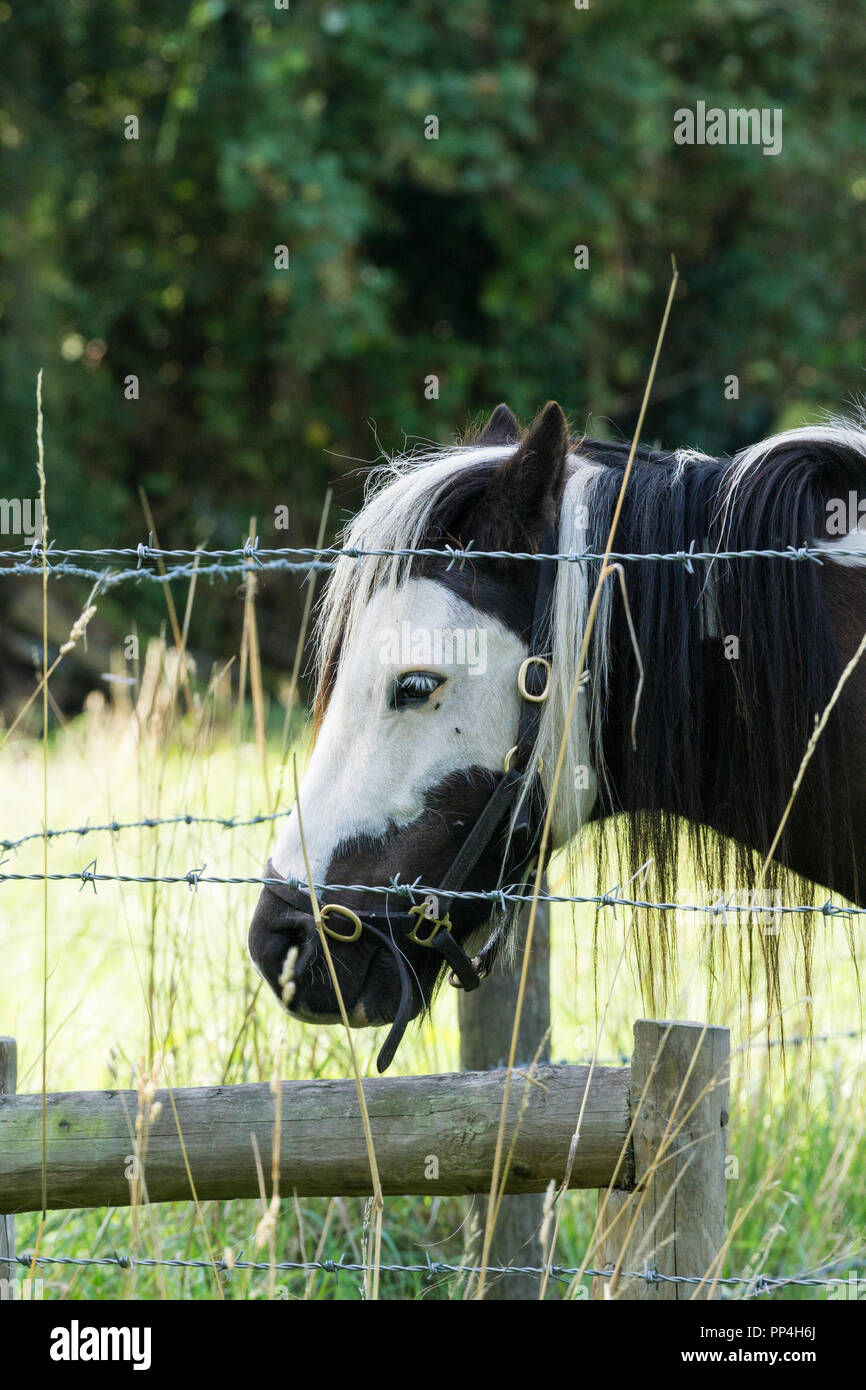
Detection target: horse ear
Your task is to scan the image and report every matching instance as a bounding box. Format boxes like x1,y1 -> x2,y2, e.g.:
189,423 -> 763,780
476,402 -> 521,446
481,401 -> 569,543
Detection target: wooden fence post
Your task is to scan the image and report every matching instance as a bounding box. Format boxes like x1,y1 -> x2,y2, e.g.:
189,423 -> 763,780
458,891 -> 551,1300
0,1038 -> 17,1299
592,1018 -> 730,1301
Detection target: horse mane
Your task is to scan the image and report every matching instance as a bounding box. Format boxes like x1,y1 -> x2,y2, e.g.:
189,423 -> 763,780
570,416 -> 866,1015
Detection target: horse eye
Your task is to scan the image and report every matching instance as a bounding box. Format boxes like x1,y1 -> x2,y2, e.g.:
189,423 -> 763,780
389,671 -> 444,710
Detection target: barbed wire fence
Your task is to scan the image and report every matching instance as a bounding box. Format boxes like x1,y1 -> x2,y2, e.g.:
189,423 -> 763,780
3,1249 -> 865,1298
4,534 -> 866,928
2,535 -> 864,1300
0,537 -> 863,591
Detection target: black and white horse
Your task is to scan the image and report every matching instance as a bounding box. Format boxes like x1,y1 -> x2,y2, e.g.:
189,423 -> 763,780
249,401 -> 866,1067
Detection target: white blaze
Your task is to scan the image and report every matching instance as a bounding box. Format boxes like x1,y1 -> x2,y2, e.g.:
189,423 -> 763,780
272,578 -> 528,884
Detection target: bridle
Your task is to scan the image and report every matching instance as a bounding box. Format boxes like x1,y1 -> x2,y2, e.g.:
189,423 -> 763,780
262,529 -> 558,1072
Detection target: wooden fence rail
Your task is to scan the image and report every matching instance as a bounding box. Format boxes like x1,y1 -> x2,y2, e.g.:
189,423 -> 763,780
0,1020 -> 730,1300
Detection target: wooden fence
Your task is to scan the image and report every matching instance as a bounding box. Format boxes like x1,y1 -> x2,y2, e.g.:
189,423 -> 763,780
0,1019 -> 729,1300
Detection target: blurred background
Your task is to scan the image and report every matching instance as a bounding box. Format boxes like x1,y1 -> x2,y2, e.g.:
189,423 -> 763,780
2,0 -> 866,713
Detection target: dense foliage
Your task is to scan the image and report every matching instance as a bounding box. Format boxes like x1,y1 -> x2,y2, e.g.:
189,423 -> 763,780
2,0 -> 866,670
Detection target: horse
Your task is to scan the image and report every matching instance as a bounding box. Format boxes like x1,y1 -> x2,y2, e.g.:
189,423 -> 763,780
249,400 -> 866,1070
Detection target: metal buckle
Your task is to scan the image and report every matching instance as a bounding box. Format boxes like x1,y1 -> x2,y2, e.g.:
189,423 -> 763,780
517,655 -> 551,703
503,746 -> 543,775
319,903 -> 363,943
407,895 -> 452,946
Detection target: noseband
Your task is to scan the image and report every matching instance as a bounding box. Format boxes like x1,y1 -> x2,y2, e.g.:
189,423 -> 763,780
262,532 -> 558,1072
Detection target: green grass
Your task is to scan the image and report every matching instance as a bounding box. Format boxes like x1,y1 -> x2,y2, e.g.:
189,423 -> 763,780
2,669 -> 865,1301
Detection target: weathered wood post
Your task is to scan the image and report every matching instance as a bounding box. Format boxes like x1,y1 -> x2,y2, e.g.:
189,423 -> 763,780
458,891 -> 551,1300
0,1038 -> 17,1299
592,1019 -> 730,1301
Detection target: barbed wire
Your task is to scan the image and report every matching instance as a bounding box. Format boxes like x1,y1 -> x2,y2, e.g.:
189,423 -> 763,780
4,793 -> 866,928
0,539 -> 856,565
2,1249 -> 862,1295
0,857 -> 863,922
4,529 -> 864,920
0,555 -> 331,588
3,818 -> 860,1048
0,537 -> 860,591
0,808 -> 292,853
584,1029 -> 863,1065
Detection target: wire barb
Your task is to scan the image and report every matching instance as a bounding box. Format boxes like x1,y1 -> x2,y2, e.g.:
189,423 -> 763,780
79,858 -> 98,894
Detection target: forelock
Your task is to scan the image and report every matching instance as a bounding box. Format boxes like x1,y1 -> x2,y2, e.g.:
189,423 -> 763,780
312,443 -> 517,719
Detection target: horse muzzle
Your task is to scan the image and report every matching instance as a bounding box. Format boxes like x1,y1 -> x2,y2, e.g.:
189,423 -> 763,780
247,884 -> 423,1052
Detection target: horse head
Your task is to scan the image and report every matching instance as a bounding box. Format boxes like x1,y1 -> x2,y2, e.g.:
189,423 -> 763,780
248,401 -> 596,1068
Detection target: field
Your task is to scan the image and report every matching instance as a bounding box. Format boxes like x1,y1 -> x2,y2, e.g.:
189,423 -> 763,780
2,636 -> 864,1303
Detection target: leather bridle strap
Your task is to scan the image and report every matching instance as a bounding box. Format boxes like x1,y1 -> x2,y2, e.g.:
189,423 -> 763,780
261,525 -> 559,1071
262,856 -> 484,994
434,522 -> 558,913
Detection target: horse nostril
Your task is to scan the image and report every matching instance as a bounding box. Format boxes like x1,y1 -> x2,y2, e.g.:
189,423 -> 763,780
248,888 -> 317,992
